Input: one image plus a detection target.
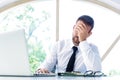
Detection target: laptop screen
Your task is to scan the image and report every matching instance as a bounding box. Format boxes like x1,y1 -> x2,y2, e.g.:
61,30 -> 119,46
0,29 -> 31,76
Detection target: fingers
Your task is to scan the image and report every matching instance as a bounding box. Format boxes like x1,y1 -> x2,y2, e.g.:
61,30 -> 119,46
74,23 -> 89,41
81,22 -> 88,30
75,25 -> 86,35
36,68 -> 49,74
77,24 -> 87,32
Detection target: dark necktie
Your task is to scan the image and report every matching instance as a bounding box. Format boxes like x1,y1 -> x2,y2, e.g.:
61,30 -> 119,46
66,46 -> 78,72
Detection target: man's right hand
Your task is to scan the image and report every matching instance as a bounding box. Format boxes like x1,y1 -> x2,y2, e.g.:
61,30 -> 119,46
35,68 -> 49,74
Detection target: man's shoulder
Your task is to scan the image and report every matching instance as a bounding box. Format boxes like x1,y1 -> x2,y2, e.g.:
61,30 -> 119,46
54,39 -> 72,48
89,42 -> 99,51
57,39 -> 71,44
80,41 -> 98,48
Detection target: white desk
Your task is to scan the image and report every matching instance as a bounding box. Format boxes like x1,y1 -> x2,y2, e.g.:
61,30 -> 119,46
0,76 -> 120,80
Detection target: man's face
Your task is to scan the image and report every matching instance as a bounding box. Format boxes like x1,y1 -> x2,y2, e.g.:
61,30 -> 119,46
72,20 -> 92,44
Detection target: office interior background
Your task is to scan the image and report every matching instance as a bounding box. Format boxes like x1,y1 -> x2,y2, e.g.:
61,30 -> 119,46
0,0 -> 120,76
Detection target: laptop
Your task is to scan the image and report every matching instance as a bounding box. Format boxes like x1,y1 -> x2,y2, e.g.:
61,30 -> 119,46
0,29 -> 56,77
0,29 -> 32,77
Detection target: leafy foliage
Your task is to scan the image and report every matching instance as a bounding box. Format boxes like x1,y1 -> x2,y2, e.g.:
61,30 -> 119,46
0,4 -> 50,73
15,4 -> 50,73
28,42 -> 46,73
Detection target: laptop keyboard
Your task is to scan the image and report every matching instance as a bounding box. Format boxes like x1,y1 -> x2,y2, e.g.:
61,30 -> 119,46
34,73 -> 56,77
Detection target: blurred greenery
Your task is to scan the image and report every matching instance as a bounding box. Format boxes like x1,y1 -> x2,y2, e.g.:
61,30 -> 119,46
0,4 -> 50,73
15,4 -> 50,73
108,69 -> 120,76
28,42 -> 46,73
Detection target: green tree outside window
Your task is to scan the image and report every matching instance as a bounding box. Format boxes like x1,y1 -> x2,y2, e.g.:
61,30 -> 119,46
0,2 -> 55,73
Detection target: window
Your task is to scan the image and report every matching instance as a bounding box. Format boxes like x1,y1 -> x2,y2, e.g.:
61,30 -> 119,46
0,0 -> 120,75
0,0 -> 56,73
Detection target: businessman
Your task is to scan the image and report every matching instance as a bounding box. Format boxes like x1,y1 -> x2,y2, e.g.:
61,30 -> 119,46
36,15 -> 101,73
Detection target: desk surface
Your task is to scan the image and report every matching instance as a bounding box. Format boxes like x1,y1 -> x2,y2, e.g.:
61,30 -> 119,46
0,76 -> 120,80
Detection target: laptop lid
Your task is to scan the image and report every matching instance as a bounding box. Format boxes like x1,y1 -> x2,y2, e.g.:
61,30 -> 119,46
0,29 -> 32,76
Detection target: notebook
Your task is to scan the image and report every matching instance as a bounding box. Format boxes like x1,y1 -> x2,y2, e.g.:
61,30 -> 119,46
0,29 -> 56,77
0,29 -> 32,76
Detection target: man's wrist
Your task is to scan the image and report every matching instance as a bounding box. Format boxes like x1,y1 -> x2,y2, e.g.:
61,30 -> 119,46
79,39 -> 86,42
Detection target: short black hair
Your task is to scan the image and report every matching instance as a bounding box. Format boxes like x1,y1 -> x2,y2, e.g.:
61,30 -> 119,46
77,15 -> 94,29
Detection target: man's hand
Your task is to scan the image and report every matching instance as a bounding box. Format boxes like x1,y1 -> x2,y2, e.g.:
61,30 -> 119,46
75,22 -> 92,42
35,68 -> 49,74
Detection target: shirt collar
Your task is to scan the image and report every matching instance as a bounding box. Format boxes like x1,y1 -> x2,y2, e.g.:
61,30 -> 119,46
70,39 -> 74,48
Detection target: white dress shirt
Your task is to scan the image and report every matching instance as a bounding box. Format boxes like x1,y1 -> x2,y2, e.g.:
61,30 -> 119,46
40,39 -> 101,73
